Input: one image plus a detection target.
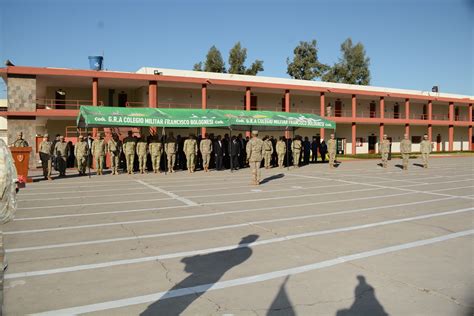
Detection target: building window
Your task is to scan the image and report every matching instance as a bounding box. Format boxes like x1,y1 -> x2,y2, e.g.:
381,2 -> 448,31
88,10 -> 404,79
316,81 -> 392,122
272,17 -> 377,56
244,95 -> 257,110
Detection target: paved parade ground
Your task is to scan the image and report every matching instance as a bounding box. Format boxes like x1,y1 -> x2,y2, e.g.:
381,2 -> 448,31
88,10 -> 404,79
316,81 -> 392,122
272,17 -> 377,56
2,157 -> 473,315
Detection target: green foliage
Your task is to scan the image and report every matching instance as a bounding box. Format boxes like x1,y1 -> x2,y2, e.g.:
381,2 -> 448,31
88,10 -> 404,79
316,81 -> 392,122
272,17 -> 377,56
286,40 -> 329,80
323,38 -> 371,85
203,46 -> 226,73
193,62 -> 203,71
228,42 -> 264,75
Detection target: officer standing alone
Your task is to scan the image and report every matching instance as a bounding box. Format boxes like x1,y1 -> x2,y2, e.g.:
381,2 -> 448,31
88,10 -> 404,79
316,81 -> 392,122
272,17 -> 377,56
400,134 -> 412,170
379,134 -> 391,168
246,130 -> 265,185
420,134 -> 432,168
327,134 -> 337,168
39,134 -> 53,180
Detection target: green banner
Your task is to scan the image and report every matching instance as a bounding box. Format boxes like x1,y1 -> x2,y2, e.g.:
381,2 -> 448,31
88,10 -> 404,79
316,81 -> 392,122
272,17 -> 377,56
77,106 -> 336,130
221,110 -> 336,129
77,106 -> 229,128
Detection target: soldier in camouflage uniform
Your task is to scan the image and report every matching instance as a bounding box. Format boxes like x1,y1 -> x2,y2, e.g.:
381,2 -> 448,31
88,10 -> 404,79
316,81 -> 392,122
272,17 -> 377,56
420,134 -> 432,168
39,134 -> 53,180
200,133 -> 213,172
123,131 -> 136,174
276,136 -> 286,169
74,135 -> 89,176
246,130 -> 265,185
327,134 -> 337,168
165,133 -> 177,173
379,134 -> 391,168
136,135 -> 148,174
108,133 -> 122,175
263,136 -> 274,169
148,133 -> 163,173
400,134 -> 412,170
92,133 -> 107,175
54,135 -> 69,177
12,132 -> 29,147
291,136 -> 302,168
184,134 -> 198,173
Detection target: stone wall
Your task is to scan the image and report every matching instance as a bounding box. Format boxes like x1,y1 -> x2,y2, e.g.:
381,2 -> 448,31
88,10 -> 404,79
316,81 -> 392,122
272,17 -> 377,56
7,75 -> 37,168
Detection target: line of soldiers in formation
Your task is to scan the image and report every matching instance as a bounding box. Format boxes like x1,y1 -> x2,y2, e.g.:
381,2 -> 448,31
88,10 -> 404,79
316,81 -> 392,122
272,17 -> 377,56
21,129 -> 431,182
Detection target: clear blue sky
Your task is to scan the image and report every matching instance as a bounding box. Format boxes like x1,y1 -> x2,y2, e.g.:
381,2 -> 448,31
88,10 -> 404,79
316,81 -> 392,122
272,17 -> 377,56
1,0 -> 472,98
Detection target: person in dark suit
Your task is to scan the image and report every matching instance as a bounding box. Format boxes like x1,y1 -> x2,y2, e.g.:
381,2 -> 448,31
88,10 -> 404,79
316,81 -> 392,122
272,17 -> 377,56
213,135 -> 224,170
311,137 -> 319,163
319,139 -> 328,163
303,136 -> 311,165
230,136 -> 241,170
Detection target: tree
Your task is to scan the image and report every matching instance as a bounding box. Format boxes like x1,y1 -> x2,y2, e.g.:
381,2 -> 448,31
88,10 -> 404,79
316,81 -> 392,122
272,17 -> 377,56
286,40 -> 329,80
323,38 -> 371,85
228,42 -> 264,75
193,46 -> 226,73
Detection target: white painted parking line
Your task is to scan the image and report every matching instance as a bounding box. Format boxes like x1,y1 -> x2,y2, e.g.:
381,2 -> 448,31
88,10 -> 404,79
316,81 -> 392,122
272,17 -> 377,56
4,196 -> 455,277
6,205 -> 471,253
17,187 -> 145,196
18,191 -> 157,202
29,229 -> 474,315
135,180 -> 198,206
7,192 -> 450,235
17,197 -> 176,210
289,174 -> 474,200
13,191 -> 413,222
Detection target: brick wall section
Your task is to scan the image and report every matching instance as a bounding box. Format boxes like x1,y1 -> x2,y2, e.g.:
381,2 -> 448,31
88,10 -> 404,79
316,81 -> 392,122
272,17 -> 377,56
7,76 -> 37,168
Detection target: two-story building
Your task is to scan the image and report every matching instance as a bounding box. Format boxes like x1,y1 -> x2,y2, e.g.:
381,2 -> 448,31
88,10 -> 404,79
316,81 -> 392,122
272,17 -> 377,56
1,65 -> 473,167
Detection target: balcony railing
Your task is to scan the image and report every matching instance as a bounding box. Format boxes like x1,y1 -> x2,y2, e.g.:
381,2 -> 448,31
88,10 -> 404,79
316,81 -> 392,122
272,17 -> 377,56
384,113 -> 405,119
36,98 -> 103,110
455,115 -> 468,121
357,111 -> 378,118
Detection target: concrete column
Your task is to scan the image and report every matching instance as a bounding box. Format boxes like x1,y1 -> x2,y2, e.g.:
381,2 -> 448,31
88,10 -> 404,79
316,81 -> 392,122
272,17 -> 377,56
468,126 -> 472,151
92,78 -> 99,106
449,102 -> 454,121
379,97 -> 384,119
428,124 -> 432,142
449,125 -> 454,151
149,81 -> 157,108
428,100 -> 432,120
246,87 -> 251,137
469,104 -> 473,151
352,122 -> 356,155
405,98 -> 410,120
201,84 -> 207,136
285,90 -> 290,138
92,78 -> 99,137
352,94 -> 356,119
320,92 -> 325,140
148,81 -> 158,134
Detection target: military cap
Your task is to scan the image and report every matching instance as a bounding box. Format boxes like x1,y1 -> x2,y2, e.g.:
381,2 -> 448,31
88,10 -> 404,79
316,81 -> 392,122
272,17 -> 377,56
251,130 -> 259,135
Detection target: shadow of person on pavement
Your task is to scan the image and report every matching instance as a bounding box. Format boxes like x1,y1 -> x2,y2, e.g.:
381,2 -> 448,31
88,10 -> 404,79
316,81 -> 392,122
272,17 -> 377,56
140,234 -> 259,316
267,276 -> 295,316
260,173 -> 285,184
336,275 -> 389,316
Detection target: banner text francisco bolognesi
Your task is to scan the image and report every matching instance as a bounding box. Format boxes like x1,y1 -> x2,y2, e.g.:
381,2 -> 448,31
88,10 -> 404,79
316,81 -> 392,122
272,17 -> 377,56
94,116 -> 223,126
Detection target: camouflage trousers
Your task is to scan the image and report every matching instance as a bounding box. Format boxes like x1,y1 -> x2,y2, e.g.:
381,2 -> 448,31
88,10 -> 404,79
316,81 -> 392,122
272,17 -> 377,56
76,155 -> 87,174
202,153 -> 211,168
186,153 -> 195,171
421,153 -> 429,167
381,152 -> 389,167
329,152 -> 336,167
40,153 -> 52,178
264,152 -> 272,168
293,151 -> 300,167
249,161 -> 261,184
94,155 -> 105,172
110,153 -> 120,174
401,153 -> 410,168
125,153 -> 135,173
167,153 -> 176,172
278,153 -> 285,168
151,154 -> 161,172
138,154 -> 147,172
